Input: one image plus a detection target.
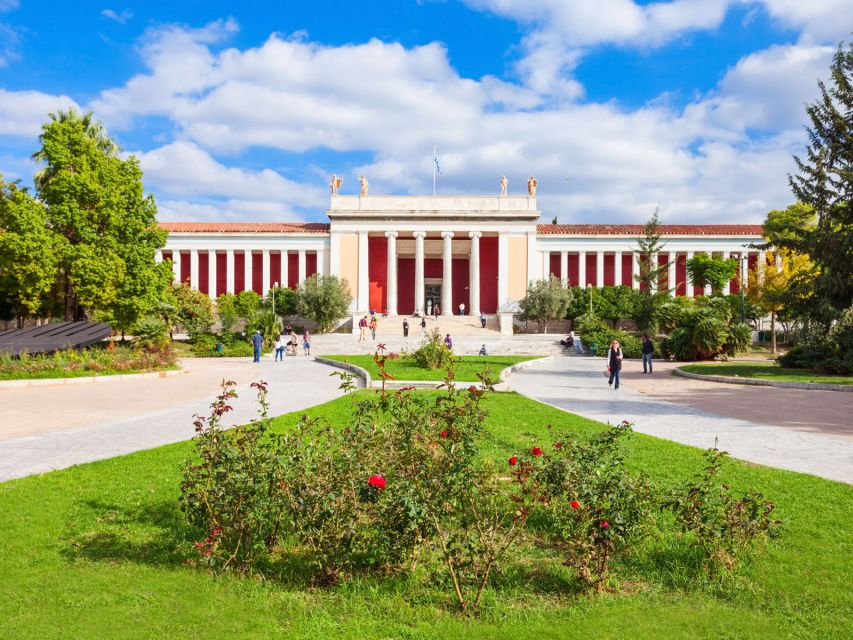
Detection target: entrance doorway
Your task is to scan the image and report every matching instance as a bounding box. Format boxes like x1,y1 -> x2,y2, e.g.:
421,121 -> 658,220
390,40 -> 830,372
424,283 -> 442,315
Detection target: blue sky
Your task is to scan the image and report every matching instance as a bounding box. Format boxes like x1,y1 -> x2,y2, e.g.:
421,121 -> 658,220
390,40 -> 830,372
0,1 -> 849,223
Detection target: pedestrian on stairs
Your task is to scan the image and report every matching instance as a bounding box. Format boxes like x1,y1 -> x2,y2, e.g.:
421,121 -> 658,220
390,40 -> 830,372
480,311 -> 486,328
402,319 -> 409,338
420,317 -> 427,336
369,315 -> 378,340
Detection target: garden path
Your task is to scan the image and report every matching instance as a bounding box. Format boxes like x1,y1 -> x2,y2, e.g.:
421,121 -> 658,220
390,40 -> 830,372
510,354 -> 853,484
0,355 -> 349,482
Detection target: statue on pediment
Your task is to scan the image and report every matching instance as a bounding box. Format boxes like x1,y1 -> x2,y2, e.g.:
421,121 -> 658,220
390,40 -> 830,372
330,173 -> 343,195
359,175 -> 369,196
500,175 -> 508,196
527,176 -> 538,197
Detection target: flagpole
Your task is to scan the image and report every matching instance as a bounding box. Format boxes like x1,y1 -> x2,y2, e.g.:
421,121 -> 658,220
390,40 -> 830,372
432,144 -> 436,196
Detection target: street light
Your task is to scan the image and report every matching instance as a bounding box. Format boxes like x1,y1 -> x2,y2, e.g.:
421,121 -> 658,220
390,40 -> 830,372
586,283 -> 593,316
738,252 -> 747,323
273,281 -> 278,317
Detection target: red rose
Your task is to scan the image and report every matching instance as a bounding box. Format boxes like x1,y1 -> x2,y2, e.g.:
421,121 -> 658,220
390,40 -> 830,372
440,430 -> 448,438
554,442 -> 562,450
600,520 -> 610,528
570,500 -> 580,510
368,474 -> 386,489
508,456 -> 518,466
531,447 -> 543,457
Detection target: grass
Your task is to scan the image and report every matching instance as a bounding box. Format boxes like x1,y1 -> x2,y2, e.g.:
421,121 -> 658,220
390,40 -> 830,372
323,354 -> 541,381
1,390 -> 851,639
0,364 -> 178,380
680,361 -> 853,385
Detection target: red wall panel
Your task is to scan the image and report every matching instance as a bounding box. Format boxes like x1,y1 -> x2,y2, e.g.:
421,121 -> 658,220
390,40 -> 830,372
306,252 -> 317,278
452,258 -> 469,314
424,258 -> 443,279
234,252 -> 245,294
549,254 -> 561,279
287,253 -> 298,289
198,251 -> 209,295
398,257 -> 415,315
479,236 -> 498,314
676,253 -> 687,296
621,253 -> 633,287
603,253 -> 615,286
368,236 -> 387,313
180,251 -> 190,284
585,253 -> 596,286
568,253 -> 579,287
270,252 -> 281,289
658,254 -> 669,291
216,252 -> 226,297
252,253 -> 263,295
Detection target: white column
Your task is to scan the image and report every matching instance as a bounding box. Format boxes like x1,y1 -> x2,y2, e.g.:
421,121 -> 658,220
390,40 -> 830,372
172,250 -> 181,284
329,234 -> 340,277
385,231 -> 398,316
154,249 -> 163,264
560,251 -> 568,286
208,250 -> 217,300
316,248 -> 326,277
414,231 -> 426,315
226,249 -> 235,294
578,251 -> 586,288
723,252 -> 732,295
497,233 -> 508,308
631,252 -> 640,290
189,249 -> 199,290
280,251 -> 288,289
685,251 -> 694,298
244,250 -> 253,294
668,251 -> 677,296
298,249 -> 307,285
614,251 -> 623,288
441,231 -> 454,316
357,232 -> 369,311
596,251 -> 604,287
469,231 -> 481,315
262,249 -> 271,296
542,250 -> 551,280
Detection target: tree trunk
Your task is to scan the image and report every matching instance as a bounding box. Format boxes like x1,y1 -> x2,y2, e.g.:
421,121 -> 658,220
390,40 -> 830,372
771,311 -> 777,355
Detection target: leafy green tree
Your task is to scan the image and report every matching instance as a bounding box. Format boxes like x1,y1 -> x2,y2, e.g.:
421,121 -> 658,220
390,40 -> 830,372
246,309 -> 282,348
786,42 -> 853,313
266,286 -> 298,316
235,290 -> 262,318
215,293 -> 239,334
295,274 -> 352,333
32,108 -> 169,326
686,254 -> 738,296
0,181 -> 59,325
633,209 -> 667,291
164,283 -> 214,339
519,276 -> 573,333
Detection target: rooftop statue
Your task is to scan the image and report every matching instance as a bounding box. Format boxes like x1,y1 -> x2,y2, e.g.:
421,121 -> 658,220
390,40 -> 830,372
359,175 -> 369,196
500,175 -> 508,196
527,176 -> 538,197
330,173 -> 343,195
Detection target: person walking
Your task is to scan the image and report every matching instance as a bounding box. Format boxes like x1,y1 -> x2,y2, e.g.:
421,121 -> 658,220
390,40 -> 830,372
274,333 -> 285,362
458,302 -> 466,316
358,316 -> 367,341
607,339 -> 623,389
369,315 -> 378,340
641,334 -> 654,374
444,333 -> 453,351
420,317 -> 427,336
303,330 -> 311,356
250,330 -> 264,363
402,318 -> 409,338
480,311 -> 487,328
433,304 -> 440,319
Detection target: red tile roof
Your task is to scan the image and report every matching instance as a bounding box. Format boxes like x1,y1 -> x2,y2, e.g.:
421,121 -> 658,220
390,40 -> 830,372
537,224 -> 764,236
159,222 -> 330,234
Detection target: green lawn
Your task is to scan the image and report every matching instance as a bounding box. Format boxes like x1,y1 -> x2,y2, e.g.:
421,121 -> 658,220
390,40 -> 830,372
0,364 -> 178,380
0,391 -> 850,639
323,354 -> 541,381
680,361 -> 853,385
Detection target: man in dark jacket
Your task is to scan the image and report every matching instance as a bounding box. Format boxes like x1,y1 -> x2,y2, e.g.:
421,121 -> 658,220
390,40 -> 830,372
641,334 -> 654,374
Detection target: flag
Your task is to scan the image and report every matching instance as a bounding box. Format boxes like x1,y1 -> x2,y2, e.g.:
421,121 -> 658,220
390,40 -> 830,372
433,149 -> 441,175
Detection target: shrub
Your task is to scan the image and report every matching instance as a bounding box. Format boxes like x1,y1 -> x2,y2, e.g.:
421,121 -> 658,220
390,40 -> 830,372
665,447 -> 781,575
295,274 -> 352,332
215,293 -> 239,333
133,316 -> 169,351
412,329 -> 453,369
658,300 -> 751,361
164,283 -> 215,339
532,421 -> 654,590
235,290 -> 262,318
780,305 -> 853,374
246,309 -> 282,349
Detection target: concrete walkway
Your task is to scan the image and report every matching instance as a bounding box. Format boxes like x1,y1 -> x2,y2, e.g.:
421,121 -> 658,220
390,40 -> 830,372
0,356 -> 350,482
509,355 -> 853,484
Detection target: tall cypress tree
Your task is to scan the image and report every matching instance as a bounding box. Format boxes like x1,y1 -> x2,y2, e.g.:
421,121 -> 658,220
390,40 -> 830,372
788,42 -> 852,313
633,208 -> 667,291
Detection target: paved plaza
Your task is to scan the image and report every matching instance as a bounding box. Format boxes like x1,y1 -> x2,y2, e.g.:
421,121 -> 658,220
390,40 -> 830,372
2,351 -> 850,484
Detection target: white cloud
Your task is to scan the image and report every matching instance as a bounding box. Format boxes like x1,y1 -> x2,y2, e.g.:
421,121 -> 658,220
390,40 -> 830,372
0,23 -> 20,68
757,0 -> 853,41
0,89 -> 79,136
101,9 -> 134,25
0,1 -> 19,12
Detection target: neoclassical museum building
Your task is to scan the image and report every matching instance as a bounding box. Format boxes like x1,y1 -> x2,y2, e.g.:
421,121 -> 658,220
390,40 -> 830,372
158,187 -> 765,326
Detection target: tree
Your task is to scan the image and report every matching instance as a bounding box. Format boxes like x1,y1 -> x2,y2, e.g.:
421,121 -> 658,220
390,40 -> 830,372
215,294 -> 239,334
295,274 -> 352,333
235,290 -> 262,318
633,209 -> 667,292
519,276 -> 573,333
0,181 -> 59,325
266,286 -> 298,316
747,250 -> 814,354
163,283 -> 214,339
786,42 -> 852,314
686,254 -> 738,296
32,108 -> 169,325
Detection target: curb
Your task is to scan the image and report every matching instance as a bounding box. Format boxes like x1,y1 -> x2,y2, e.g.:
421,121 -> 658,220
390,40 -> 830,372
673,367 -> 852,392
0,367 -> 187,389
314,355 -> 552,391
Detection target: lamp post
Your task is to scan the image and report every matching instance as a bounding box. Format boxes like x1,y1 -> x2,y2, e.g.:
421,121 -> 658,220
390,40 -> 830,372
738,254 -> 747,323
586,283 -> 593,316
273,281 -> 278,318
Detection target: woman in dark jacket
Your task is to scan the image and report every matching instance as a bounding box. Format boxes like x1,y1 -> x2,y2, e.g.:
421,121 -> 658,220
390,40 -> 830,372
607,339 -> 623,389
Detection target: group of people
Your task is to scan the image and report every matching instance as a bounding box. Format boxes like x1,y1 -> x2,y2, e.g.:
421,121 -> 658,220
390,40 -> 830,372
357,314 -> 379,341
604,334 -> 654,390
249,324 -> 311,363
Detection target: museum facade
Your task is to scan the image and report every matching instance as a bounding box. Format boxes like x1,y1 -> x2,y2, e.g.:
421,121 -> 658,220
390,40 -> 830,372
158,193 -> 766,317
